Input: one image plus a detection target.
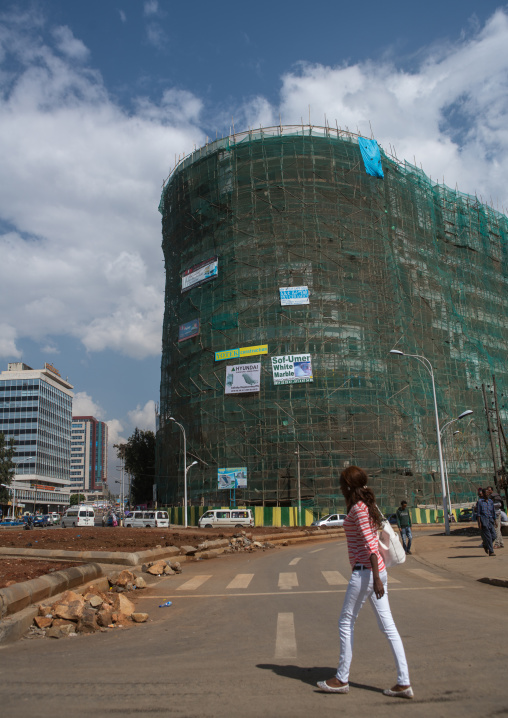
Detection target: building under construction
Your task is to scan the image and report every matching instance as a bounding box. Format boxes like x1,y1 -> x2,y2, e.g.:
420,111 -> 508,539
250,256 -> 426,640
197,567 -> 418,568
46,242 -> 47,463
156,125 -> 508,510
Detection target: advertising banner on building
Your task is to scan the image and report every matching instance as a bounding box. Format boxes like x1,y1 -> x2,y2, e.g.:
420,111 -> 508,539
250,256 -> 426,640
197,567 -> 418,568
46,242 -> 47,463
271,354 -> 313,385
218,467 -> 247,489
279,286 -> 310,306
225,363 -> 260,394
178,318 -> 200,342
181,256 -> 218,292
215,344 -> 268,362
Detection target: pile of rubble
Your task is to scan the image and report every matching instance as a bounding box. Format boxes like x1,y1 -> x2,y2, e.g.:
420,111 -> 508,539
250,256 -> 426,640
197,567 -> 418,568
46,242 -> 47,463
223,535 -> 276,553
27,570 -> 149,640
143,559 -> 183,576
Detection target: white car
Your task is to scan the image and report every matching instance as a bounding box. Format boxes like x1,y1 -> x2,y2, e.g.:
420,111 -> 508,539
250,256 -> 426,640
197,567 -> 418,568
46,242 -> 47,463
311,513 -> 347,528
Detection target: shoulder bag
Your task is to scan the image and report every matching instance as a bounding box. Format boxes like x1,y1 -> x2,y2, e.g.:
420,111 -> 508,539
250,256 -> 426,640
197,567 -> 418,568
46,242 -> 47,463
378,519 -> 406,567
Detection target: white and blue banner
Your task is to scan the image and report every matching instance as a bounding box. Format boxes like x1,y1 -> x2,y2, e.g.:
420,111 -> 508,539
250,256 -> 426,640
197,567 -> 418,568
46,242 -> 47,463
218,467 -> 247,489
271,354 -> 313,385
279,286 -> 310,306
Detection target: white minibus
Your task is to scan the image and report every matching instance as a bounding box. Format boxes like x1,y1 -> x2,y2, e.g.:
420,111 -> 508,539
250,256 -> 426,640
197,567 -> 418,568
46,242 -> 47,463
124,510 -> 169,528
61,506 -> 95,528
198,509 -> 254,529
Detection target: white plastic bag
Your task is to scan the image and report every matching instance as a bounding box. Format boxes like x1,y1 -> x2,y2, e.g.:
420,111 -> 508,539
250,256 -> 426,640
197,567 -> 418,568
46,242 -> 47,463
378,520 -> 406,567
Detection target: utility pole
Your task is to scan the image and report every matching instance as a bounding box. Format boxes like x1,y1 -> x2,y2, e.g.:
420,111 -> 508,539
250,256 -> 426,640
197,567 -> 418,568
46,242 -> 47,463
492,376 -> 508,507
482,384 -> 499,489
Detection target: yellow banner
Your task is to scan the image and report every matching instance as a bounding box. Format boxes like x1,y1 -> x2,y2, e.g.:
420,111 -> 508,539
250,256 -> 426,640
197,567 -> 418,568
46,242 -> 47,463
239,344 -> 268,358
215,348 -> 239,362
215,344 -> 268,361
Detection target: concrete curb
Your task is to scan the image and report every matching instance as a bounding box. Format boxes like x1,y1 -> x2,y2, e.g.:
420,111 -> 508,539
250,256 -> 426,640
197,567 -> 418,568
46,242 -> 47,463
0,545 -> 181,566
0,532 -> 342,565
0,562 -> 104,619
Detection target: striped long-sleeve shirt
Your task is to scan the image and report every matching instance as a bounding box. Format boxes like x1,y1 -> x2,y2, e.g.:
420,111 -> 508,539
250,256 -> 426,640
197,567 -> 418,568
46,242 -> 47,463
343,501 -> 385,571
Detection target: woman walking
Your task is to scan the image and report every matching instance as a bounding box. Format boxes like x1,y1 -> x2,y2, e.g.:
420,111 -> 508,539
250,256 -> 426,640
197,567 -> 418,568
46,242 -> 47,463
317,465 -> 413,699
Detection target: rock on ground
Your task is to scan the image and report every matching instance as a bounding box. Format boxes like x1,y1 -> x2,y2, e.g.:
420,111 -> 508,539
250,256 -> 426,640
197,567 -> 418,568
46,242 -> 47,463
131,613 -> 149,623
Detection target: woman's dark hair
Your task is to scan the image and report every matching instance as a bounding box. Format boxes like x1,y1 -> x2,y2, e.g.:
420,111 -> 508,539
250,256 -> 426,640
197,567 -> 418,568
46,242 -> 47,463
340,465 -> 383,528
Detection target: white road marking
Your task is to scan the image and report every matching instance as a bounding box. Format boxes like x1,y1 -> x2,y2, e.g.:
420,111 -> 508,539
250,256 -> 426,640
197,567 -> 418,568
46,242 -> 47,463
278,572 -> 299,590
226,573 -> 254,589
309,548 -> 325,553
322,570 -> 348,586
275,612 -> 297,658
406,568 -> 448,582
289,558 -> 301,566
176,575 -> 212,591
148,586 -> 463,599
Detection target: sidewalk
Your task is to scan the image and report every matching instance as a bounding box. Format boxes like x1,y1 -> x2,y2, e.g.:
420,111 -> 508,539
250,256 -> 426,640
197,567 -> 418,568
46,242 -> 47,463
411,526 -> 508,586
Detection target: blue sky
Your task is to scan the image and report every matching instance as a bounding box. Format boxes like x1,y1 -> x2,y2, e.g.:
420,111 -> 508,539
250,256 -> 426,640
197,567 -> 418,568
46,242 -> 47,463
1,1 -> 508,482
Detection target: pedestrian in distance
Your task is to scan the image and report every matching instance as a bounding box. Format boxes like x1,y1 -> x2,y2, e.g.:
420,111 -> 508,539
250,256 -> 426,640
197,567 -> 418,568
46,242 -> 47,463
396,500 -> 412,554
317,465 -> 413,699
486,486 -> 505,549
477,488 -> 496,556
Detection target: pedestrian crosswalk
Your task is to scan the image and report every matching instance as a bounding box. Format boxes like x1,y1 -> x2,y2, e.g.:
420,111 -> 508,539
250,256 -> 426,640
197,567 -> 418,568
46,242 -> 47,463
168,561 -> 448,594
225,573 -> 254,589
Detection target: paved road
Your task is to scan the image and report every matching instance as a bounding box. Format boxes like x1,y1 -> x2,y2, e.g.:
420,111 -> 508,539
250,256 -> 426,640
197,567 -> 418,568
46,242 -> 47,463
0,539 -> 506,717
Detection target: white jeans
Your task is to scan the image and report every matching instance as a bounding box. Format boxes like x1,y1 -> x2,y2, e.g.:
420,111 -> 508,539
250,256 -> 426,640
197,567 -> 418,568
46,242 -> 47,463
336,568 -> 410,685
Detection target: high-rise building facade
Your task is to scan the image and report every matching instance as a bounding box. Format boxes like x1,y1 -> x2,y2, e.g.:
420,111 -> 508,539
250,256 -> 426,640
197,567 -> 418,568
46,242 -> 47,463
156,125 -> 508,510
0,362 -> 73,511
71,416 -> 108,496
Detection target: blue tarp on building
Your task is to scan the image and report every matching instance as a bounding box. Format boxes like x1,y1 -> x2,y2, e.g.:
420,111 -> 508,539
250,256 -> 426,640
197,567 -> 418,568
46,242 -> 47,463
358,137 -> 384,178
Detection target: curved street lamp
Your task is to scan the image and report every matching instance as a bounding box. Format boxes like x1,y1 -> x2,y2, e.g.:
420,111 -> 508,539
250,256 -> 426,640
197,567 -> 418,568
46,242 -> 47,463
169,418 -> 198,528
10,456 -> 35,518
389,350 -> 450,534
440,411 -> 474,517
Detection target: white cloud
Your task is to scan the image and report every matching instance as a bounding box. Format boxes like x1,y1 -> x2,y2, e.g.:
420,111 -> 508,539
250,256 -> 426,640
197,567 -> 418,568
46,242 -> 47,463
143,1 -> 159,16
0,10 -> 204,360
119,10 -> 126,23
41,343 -> 60,355
106,418 -> 125,447
0,324 -> 21,358
1,7 -> 508,375
127,399 -> 156,432
277,9 -> 508,208
52,26 -> 89,61
146,23 -> 166,50
72,391 -> 105,419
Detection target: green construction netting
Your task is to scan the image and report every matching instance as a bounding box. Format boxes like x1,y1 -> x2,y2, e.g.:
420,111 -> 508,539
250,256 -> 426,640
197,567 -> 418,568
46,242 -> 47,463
156,125 -> 508,510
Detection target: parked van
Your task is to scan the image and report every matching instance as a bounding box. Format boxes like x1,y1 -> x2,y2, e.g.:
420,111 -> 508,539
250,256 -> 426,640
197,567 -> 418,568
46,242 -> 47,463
61,506 -> 95,528
124,510 -> 169,528
198,509 -> 254,529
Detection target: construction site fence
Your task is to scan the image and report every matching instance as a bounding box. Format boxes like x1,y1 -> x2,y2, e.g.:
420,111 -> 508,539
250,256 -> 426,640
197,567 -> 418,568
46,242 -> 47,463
163,505 -> 461,527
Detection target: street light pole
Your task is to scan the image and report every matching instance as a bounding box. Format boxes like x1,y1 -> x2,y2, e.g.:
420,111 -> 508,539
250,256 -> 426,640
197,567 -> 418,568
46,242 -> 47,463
440,410 -> 473,519
442,431 -> 459,518
390,350 -> 450,535
13,456 -> 34,518
170,418 -> 197,528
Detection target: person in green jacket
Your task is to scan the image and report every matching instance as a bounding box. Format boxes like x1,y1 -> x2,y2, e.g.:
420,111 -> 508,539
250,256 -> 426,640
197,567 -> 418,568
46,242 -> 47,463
396,501 -> 412,555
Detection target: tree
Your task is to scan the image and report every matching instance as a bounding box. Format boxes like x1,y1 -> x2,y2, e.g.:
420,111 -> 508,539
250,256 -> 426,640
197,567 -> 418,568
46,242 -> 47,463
0,433 -> 16,504
116,428 -> 155,505
70,493 -> 86,506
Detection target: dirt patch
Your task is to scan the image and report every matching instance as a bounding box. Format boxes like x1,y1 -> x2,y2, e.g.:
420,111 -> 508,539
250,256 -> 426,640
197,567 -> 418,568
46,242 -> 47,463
0,526 -> 326,587
0,559 -> 80,589
0,525 -> 312,553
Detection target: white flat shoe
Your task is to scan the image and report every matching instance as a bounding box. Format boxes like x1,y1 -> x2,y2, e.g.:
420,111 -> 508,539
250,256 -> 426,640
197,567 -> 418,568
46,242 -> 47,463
383,686 -> 414,699
317,680 -> 349,693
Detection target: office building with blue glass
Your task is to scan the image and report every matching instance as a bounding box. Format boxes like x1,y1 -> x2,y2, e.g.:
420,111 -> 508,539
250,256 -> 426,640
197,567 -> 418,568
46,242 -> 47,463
71,416 -> 108,499
0,362 -> 73,513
